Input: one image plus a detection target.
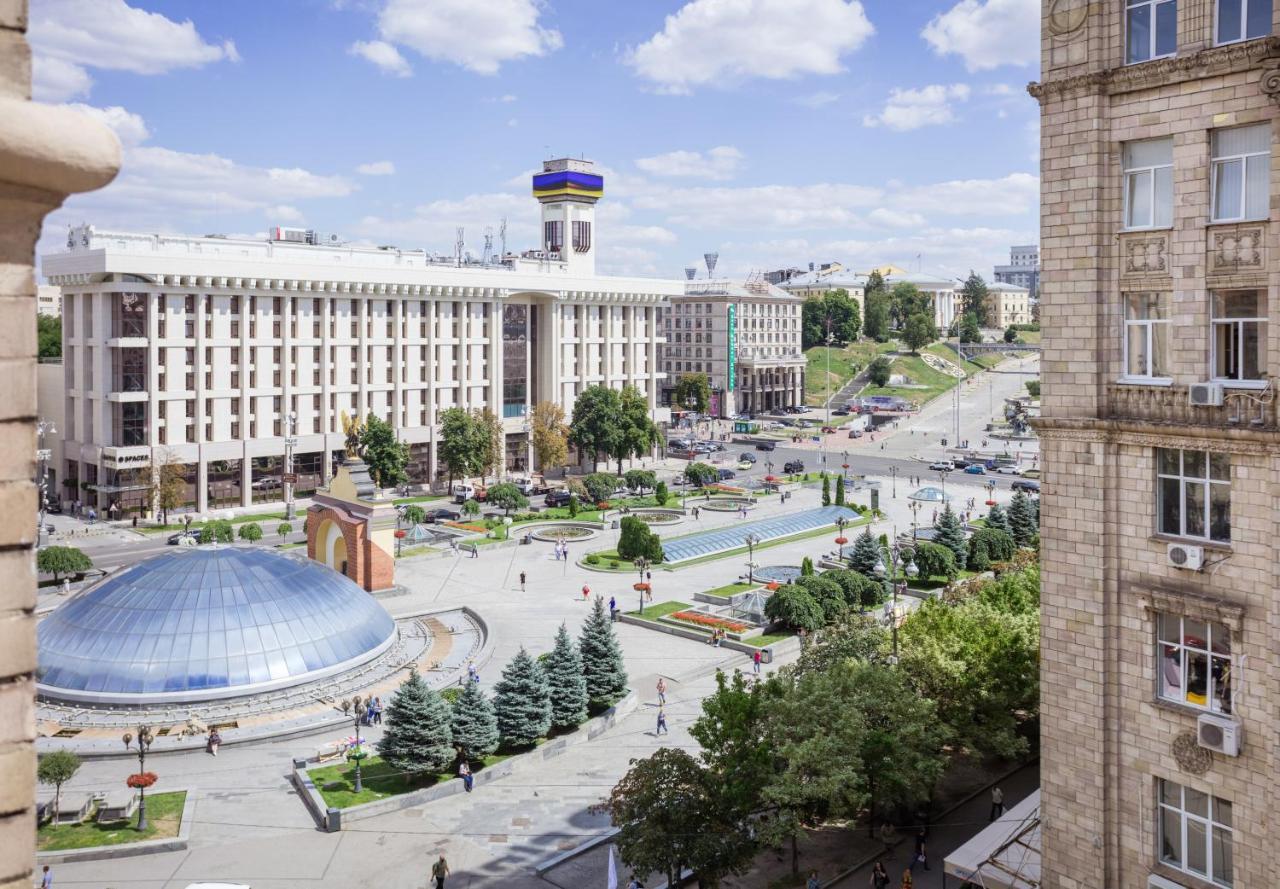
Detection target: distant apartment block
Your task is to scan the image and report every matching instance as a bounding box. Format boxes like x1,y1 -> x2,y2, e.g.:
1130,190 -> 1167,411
993,244 -> 1039,298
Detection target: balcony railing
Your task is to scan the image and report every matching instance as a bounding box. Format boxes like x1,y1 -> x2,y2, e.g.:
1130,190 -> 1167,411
1104,382 -> 1277,431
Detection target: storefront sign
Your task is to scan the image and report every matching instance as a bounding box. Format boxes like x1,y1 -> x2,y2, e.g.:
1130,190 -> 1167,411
727,304 -> 737,390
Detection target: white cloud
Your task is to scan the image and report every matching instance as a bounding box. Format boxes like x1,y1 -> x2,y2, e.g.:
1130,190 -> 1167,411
356,160 -> 397,176
497,94 -> 517,103
894,172 -> 1039,217
627,0 -> 873,94
61,104 -> 149,146
922,0 -> 1039,71
635,146 -> 745,181
632,182 -> 883,230
867,208 -> 927,228
29,0 -> 237,99
267,205 -> 304,223
349,40 -> 412,77
863,84 -> 970,131
795,91 -> 841,109
372,0 -> 562,75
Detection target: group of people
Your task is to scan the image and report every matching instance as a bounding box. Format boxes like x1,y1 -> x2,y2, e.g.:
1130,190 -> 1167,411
361,696 -> 384,726
552,538 -> 571,560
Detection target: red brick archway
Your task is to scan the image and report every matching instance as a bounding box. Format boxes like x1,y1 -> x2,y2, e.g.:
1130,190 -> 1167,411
306,503 -> 393,593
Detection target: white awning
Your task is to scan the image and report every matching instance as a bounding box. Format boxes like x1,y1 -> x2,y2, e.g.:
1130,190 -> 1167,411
943,789 -> 1041,888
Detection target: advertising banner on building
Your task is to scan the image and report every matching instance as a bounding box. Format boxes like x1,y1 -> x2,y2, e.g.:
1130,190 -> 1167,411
727,304 -> 737,390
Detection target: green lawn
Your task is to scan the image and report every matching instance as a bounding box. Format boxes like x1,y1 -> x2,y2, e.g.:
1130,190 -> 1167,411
582,550 -> 647,571
704,581 -> 757,597
804,341 -> 899,406
138,511 -> 289,534
749,631 -> 796,648
862,353 -> 966,407
37,791 -> 185,851
310,754 -> 510,808
625,600 -> 690,619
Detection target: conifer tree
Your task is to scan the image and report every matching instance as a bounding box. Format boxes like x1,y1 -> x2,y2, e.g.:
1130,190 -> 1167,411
835,475 -> 845,506
933,504 -> 968,570
493,647 -> 552,748
849,527 -> 883,579
821,475 -> 831,506
450,678 -> 499,759
579,598 -> 628,707
986,502 -> 1012,536
1008,491 -> 1037,547
377,668 -> 455,775
800,556 -> 815,577
545,622 -> 589,729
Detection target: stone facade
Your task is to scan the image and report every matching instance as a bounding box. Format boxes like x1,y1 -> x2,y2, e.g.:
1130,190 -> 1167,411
0,2 -> 120,885
1033,1 -> 1280,887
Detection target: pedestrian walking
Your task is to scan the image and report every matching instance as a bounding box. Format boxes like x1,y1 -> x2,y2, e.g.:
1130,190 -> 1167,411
206,728 -> 221,756
466,661 -> 479,684
879,821 -> 897,858
39,865 -> 52,889
911,829 -> 929,872
990,785 -> 1004,821
752,650 -> 762,674
870,861 -> 890,889
519,571 -> 526,592
806,871 -> 821,889
609,596 -> 617,621
373,696 -> 383,724
581,583 -> 590,602
899,869 -> 913,889
655,707 -> 668,735
459,760 -> 473,792
656,677 -> 666,705
431,854 -> 450,889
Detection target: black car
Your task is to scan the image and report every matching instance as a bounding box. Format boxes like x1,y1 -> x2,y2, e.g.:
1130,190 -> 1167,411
544,489 -> 575,508
739,452 -> 757,463
831,408 -> 850,416
424,507 -> 461,523
783,460 -> 805,474
951,457 -> 971,469
717,468 -> 736,480
1011,480 -> 1040,494
755,441 -> 777,452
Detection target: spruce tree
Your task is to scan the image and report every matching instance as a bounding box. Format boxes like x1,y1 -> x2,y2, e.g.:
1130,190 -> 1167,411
986,502 -> 1012,536
579,598 -> 628,707
800,556 -> 815,577
545,623 -> 589,729
377,668 -> 455,775
1008,491 -> 1037,547
849,527 -> 882,579
835,475 -> 845,506
821,475 -> 831,506
934,504 -> 968,570
450,678 -> 499,759
493,647 -> 552,748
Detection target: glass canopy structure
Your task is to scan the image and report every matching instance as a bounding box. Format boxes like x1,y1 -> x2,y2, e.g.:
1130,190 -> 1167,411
37,547 -> 397,705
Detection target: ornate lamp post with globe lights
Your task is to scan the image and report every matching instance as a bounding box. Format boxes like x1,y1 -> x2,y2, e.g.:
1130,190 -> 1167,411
834,516 -> 849,561
344,695 -> 369,793
874,538 -> 918,663
633,555 -> 651,615
123,724 -> 155,830
744,533 -> 760,584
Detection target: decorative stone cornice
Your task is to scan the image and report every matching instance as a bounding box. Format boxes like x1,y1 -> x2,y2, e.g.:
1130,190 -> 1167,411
1028,37 -> 1280,103
0,97 -> 120,198
1035,415 -> 1280,455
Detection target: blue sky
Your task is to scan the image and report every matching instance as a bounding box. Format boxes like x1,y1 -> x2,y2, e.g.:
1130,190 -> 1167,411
32,0 -> 1040,280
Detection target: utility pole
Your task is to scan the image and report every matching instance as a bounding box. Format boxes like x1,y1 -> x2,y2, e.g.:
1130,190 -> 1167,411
35,419 -> 55,548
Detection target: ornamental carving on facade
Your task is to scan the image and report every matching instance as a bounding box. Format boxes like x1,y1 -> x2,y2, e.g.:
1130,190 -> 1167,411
1210,227 -> 1264,273
1122,234 -> 1168,275
1047,0 -> 1088,37
1260,60 -> 1280,102
1171,731 -> 1212,775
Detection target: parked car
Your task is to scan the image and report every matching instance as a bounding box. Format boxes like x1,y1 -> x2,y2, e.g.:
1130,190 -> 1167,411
717,468 -> 736,481
847,429 -> 864,439
929,461 -> 955,472
995,465 -> 1021,475
951,457 -> 971,468
544,489 -> 575,508
755,442 -> 777,451
739,452 -> 757,463
831,408 -> 850,416
821,426 -> 837,434
784,460 -> 805,474
964,464 -> 986,475
167,529 -> 200,545
424,508 -> 461,523
1011,480 -> 1041,493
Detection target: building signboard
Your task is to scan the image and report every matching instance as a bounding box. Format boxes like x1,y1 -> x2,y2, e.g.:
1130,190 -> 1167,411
727,304 -> 737,390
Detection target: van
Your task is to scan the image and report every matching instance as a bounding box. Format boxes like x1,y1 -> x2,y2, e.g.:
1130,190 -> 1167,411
451,483 -> 477,503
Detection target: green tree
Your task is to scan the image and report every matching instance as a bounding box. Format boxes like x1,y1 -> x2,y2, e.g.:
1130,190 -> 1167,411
793,611 -> 888,676
968,528 -> 1017,571
36,545 -> 92,581
889,283 -> 932,330
863,290 -> 891,342
439,407 -> 482,486
902,312 -> 937,353
473,408 -> 504,481
37,749 -> 81,823
605,748 -> 754,889
579,597 -> 628,707
360,413 -> 409,487
37,313 -> 61,359
673,372 -> 712,413
485,482 -> 528,515
530,400 -> 569,473
151,450 -> 187,526
402,505 -> 427,527
624,468 -> 656,494
237,522 -> 263,542
848,527 -> 882,579
276,522 -> 292,542
763,585 -> 824,633
199,519 -> 234,544
684,461 -> 718,488
960,271 -> 990,324
1025,380 -> 1041,398
912,541 -> 957,582
986,503 -> 1012,535
933,504 -> 968,568
653,481 -> 669,506
492,647 -> 552,748
617,515 -> 663,562
821,474 -> 831,506
794,575 -> 846,624
1004,325 -> 1017,343
460,498 -> 481,519
690,670 -> 773,819
867,355 -> 892,387
959,313 -> 982,344
1008,490 -> 1038,547
377,668 -> 455,775
450,678 -> 499,760
608,385 -> 659,475
544,623 -> 589,729
834,475 -> 845,506
800,556 -> 815,577
582,472 -> 621,505
825,567 -> 886,609
802,290 -> 862,349
569,385 -> 622,472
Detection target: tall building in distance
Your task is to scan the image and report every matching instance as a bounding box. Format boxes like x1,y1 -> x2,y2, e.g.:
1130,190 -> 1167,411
42,158 -> 680,515
1033,2 -> 1277,888
993,244 -> 1039,298
662,277 -> 805,416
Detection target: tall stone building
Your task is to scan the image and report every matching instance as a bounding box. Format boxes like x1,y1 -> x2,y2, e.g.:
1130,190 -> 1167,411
0,1 -> 120,886
1032,1 -> 1279,887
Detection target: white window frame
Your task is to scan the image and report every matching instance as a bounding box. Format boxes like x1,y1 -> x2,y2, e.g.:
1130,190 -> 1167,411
1156,613 -> 1233,713
1209,289 -> 1267,388
1157,779 -> 1234,887
1155,448 -> 1231,543
1121,292 -> 1172,383
1210,125 -> 1271,223
1123,140 -> 1174,230
1214,0 -> 1272,44
1127,0 -> 1178,64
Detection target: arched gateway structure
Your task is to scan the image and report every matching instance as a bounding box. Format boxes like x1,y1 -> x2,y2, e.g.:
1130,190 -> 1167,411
306,458 -> 398,593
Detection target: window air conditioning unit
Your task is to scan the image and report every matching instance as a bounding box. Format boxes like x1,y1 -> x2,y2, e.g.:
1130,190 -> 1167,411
1188,382 -> 1224,407
1197,712 -> 1242,757
1166,542 -> 1203,571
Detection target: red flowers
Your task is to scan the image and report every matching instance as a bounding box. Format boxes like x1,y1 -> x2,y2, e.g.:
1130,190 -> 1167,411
670,611 -> 749,633
126,772 -> 158,789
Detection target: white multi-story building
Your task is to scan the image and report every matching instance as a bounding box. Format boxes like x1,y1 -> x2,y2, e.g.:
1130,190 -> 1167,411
42,159 -> 680,514
661,277 -> 805,417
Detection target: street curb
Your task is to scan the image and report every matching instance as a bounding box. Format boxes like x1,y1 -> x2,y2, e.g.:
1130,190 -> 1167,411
533,827 -> 620,875
35,786 -> 197,864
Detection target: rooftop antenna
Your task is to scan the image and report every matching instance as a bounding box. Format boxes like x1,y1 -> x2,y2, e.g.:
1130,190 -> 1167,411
482,227 -> 494,265
684,267 -> 697,280
455,227 -> 465,267
499,217 -> 507,256
704,252 -> 719,280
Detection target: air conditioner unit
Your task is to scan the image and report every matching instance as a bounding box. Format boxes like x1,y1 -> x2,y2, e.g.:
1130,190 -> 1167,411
1188,382 -> 1224,407
1197,712 -> 1242,756
1166,542 -> 1203,571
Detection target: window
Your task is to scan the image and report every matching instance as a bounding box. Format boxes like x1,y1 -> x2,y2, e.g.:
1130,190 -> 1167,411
1159,779 -> 1233,887
1216,0 -> 1271,43
1123,139 -> 1173,229
1211,290 -> 1266,384
1157,614 -> 1232,712
1211,124 -> 1270,222
1127,0 -> 1177,62
1157,448 -> 1230,542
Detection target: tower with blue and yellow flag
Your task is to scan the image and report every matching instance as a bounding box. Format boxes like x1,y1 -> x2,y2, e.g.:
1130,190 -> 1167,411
532,157 -> 603,276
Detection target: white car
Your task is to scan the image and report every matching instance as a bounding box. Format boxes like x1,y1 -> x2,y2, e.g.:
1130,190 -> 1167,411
995,464 -> 1021,475
928,461 -> 954,472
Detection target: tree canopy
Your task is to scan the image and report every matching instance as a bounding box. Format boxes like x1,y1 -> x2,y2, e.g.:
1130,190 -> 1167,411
37,314 -> 61,359
863,290 -> 891,342
801,289 -> 861,349
438,407 -> 485,484
360,413 -> 409,487
377,668 -> 455,774
867,356 -> 892,388
569,385 -> 620,472
889,283 -> 932,330
36,545 -> 92,580
764,584 -> 824,633
485,482 -> 528,515
902,313 -> 937,353
673,373 -> 712,413
960,272 -> 990,325
530,400 -> 569,473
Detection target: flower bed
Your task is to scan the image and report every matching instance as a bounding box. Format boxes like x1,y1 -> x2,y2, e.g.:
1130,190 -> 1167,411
669,610 -> 750,633
443,521 -> 487,533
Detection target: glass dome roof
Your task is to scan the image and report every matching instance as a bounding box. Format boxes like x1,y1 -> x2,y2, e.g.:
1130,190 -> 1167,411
37,547 -> 397,705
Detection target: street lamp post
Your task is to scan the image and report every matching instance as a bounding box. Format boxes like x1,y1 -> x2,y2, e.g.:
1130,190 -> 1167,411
35,419 -> 55,548
744,533 -> 760,583
938,469 -> 947,497
284,411 -> 298,521
125,724 -> 153,830
890,465 -> 897,499
835,516 -> 848,560
347,696 -> 367,793
875,540 -> 918,664
634,556 -> 650,615
908,500 -> 921,540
